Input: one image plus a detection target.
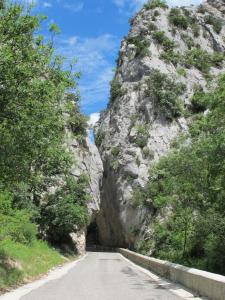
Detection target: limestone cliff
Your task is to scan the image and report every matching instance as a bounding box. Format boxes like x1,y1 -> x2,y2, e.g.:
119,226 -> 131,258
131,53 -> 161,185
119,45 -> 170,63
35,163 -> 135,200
66,130 -> 103,253
95,0 -> 225,247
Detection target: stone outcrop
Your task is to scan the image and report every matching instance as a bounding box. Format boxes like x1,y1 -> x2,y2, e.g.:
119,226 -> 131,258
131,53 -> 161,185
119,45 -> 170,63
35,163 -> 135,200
95,0 -> 225,248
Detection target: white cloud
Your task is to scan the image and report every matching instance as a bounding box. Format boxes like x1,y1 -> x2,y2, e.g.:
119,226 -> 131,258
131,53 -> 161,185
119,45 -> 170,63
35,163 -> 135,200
112,0 -> 145,11
112,0 -> 203,12
88,113 -> 100,127
55,34 -> 118,112
63,2 -> 84,12
23,0 -> 38,5
57,34 -> 117,74
43,2 -> 52,8
167,0 -> 202,6
68,36 -> 77,46
80,67 -> 114,108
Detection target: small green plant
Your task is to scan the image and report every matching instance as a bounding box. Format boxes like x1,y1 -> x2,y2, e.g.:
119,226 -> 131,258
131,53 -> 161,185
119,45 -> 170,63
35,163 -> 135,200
171,28 -> 177,36
130,226 -> 141,237
210,52 -> 225,67
130,114 -> 138,127
136,156 -> 141,167
144,0 -> 168,10
110,78 -> 126,103
142,147 -> 155,159
135,239 -> 153,255
182,7 -> 191,17
131,188 -> 146,207
190,91 -> 210,113
181,33 -> 195,49
184,48 -> 211,73
110,160 -> 120,171
146,70 -> 185,120
135,125 -> 149,148
197,5 -> 207,14
148,22 -> 158,32
154,10 -> 160,17
176,67 -> 187,77
191,22 -> 200,37
160,50 -> 181,66
152,31 -> 176,51
111,146 -> 121,157
204,15 -> 223,34
170,133 -> 187,149
203,29 -> 208,38
169,8 -> 189,29
95,132 -> 105,147
126,36 -> 150,58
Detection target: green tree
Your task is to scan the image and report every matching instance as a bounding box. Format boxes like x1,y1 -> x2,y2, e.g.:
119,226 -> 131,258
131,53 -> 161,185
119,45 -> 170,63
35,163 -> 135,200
0,1 -> 88,244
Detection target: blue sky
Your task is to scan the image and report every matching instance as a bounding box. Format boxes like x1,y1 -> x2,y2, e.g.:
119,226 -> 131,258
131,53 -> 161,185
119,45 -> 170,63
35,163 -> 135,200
29,0 -> 203,124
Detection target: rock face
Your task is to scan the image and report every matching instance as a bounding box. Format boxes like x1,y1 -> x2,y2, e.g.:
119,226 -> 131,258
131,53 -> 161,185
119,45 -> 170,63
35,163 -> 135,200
95,0 -> 225,247
66,131 -> 103,253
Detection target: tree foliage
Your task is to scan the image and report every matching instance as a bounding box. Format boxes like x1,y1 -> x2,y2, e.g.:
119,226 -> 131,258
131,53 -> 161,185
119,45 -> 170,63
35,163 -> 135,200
0,1 -> 88,246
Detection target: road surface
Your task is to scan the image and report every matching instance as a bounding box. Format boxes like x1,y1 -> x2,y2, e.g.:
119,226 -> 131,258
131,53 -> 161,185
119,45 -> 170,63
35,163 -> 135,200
18,252 -> 193,300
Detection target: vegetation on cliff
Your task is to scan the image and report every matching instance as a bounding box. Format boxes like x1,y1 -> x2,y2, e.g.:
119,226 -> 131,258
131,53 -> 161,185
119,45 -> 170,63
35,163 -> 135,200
135,75 -> 225,275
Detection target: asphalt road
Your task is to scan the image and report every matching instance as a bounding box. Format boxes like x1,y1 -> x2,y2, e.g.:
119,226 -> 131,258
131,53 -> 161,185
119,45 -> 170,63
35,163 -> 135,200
20,252 -> 185,300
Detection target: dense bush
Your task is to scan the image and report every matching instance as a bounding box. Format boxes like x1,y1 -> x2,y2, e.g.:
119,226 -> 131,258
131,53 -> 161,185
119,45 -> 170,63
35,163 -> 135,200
146,70 -> 185,120
169,8 -> 189,29
148,22 -> 158,32
184,48 -> 211,73
184,48 -> 225,73
111,146 -> 121,157
160,50 -> 181,66
152,31 -> 176,51
134,125 -> 149,148
126,36 -> 150,58
176,67 -> 187,77
197,5 -> 207,14
204,15 -> 223,34
144,0 -> 168,10
95,131 -> 105,147
190,90 -> 210,113
0,191 -> 37,245
181,34 -> 195,49
40,176 -> 89,243
65,93 -> 88,141
131,188 -> 147,208
191,22 -> 201,37
110,78 -> 126,103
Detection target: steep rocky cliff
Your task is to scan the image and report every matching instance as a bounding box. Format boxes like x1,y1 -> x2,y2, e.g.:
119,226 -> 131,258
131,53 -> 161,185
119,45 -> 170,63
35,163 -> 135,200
66,131 -> 103,253
95,0 -> 225,248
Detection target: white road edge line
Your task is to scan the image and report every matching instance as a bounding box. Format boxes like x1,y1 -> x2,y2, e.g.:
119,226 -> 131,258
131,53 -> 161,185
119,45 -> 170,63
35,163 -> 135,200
0,254 -> 88,300
119,253 -> 206,300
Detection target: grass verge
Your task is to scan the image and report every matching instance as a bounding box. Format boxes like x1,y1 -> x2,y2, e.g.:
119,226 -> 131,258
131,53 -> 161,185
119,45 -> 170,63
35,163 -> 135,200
0,239 -> 66,292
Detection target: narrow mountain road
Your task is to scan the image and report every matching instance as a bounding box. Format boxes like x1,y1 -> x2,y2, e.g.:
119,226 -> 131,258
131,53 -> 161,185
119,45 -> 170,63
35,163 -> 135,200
18,252 -> 198,300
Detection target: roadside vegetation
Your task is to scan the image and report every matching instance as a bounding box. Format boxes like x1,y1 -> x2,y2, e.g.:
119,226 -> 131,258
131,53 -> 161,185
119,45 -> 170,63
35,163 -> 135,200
134,74 -> 225,275
0,239 -> 65,291
0,0 -> 88,290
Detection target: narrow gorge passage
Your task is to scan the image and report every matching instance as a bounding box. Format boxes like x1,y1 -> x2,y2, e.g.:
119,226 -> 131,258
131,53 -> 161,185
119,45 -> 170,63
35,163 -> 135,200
19,252 -> 190,300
